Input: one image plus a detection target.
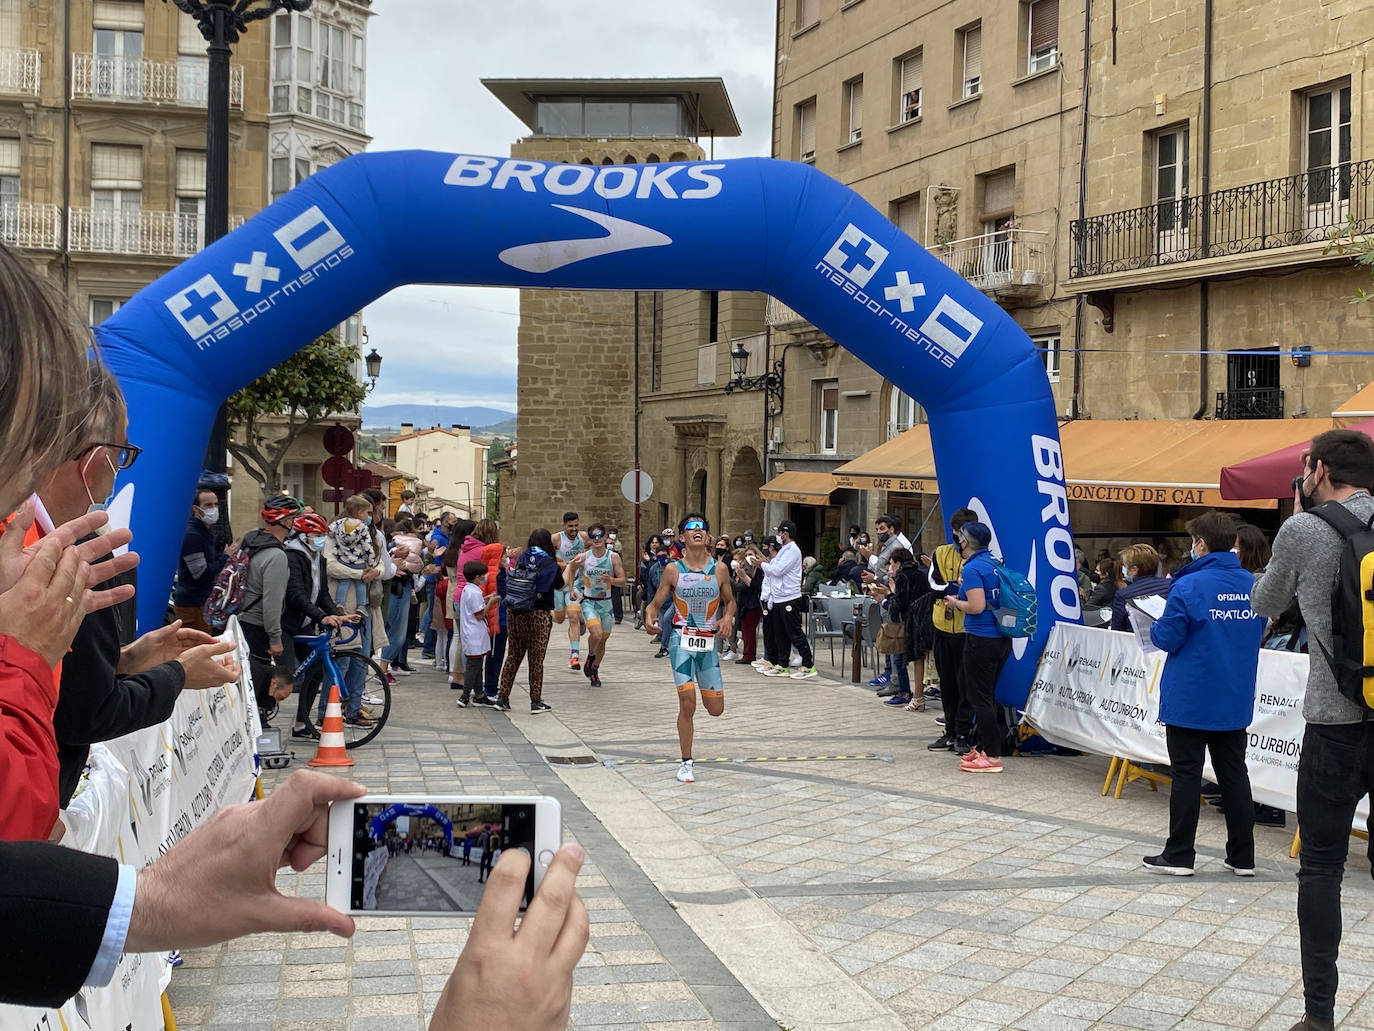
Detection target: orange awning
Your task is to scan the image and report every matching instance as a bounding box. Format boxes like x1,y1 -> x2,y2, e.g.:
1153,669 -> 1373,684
759,470 -> 838,505
829,419 -> 1353,509
1335,382 -> 1374,426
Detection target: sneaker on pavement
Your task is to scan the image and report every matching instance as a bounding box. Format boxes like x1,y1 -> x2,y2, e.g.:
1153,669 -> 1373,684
384,672 -> 397,685
960,753 -> 1004,774
721,650 -> 736,661
590,675 -> 602,687
868,672 -> 891,687
762,665 -> 789,677
959,745 -> 983,763
876,682 -> 900,697
923,686 -> 942,699
676,759 -> 695,783
1223,860 -> 1256,877
473,694 -> 498,707
569,657 -> 581,671
420,651 -> 435,660
790,666 -> 819,680
291,723 -> 321,740
953,737 -> 973,755
494,698 -> 511,711
736,658 -> 755,664
343,714 -> 373,727
397,663 -> 416,673
884,694 -> 913,706
531,701 -> 553,714
927,734 -> 953,751
935,716 -> 947,727
752,659 -> 772,670
455,695 -> 469,708
1142,855 -> 1194,876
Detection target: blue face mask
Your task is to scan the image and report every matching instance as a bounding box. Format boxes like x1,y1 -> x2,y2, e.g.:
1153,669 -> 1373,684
310,536 -> 326,552
1188,548 -> 1197,562
364,516 -> 373,527
657,555 -> 669,567
1121,569 -> 1132,584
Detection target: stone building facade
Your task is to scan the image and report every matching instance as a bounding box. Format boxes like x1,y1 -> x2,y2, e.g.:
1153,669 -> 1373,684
481,78 -> 763,548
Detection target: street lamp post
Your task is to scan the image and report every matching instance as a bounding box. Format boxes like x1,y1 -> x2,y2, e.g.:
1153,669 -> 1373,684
166,0 -> 313,473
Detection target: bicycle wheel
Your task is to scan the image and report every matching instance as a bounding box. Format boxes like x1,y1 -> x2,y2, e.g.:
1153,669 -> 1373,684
328,649 -> 392,749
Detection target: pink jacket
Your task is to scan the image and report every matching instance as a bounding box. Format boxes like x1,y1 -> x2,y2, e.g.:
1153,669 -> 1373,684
449,535 -> 485,605
391,533 -> 424,574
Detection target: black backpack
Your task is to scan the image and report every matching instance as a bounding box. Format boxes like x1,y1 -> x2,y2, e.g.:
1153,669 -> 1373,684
503,552 -> 542,612
1307,501 -> 1374,712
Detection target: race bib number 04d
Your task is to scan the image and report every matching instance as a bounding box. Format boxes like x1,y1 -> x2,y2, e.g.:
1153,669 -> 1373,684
681,629 -> 714,653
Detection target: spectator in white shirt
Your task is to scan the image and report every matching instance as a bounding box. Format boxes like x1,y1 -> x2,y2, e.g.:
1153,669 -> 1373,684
759,521 -> 817,679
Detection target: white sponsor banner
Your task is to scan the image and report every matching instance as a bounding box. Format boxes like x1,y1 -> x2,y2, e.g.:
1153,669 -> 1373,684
0,619 -> 262,1031
1024,623 -> 1366,823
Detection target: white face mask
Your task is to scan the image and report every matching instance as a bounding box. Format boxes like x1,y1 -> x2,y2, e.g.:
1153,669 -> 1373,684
80,448 -> 119,532
200,506 -> 220,526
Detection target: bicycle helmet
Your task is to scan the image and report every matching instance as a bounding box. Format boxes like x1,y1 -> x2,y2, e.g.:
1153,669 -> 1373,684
293,512 -> 328,535
261,494 -> 303,525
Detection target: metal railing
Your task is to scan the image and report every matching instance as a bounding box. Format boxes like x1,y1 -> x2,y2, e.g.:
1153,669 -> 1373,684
934,229 -> 1050,292
0,202 -> 61,249
766,295 -> 809,330
0,48 -> 40,95
1215,387 -> 1285,420
68,207 -> 244,257
71,54 -> 244,109
1071,160 -> 1374,277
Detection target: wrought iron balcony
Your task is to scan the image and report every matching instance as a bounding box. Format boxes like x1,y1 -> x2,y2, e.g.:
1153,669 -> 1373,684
71,54 -> 244,109
0,202 -> 62,249
1215,387 -> 1285,420
68,207 -> 245,257
0,48 -> 40,96
935,229 -> 1050,297
1072,161 -> 1374,277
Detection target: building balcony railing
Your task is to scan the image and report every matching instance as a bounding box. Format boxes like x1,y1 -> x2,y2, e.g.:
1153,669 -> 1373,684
0,202 -> 62,249
71,54 -> 244,109
1071,161 -> 1374,278
934,229 -> 1050,298
766,295 -> 809,330
1216,387 -> 1285,420
0,48 -> 40,95
68,207 -> 245,257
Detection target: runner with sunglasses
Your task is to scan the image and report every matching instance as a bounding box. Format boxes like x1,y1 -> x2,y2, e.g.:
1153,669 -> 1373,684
644,513 -> 736,784
564,524 -> 625,687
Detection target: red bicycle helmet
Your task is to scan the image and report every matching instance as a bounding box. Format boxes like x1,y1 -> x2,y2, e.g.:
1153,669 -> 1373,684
261,494 -> 303,525
293,513 -> 328,535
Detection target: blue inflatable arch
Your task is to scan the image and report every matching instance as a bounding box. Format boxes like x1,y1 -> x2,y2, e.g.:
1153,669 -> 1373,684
369,803 -> 454,853
96,152 -> 1080,705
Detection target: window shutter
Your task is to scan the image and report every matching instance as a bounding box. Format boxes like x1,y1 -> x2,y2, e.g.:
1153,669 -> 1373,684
848,80 -> 862,135
963,25 -> 982,83
895,197 -> 920,240
983,168 -> 1015,216
91,144 -> 142,188
900,52 -> 923,99
1030,0 -> 1059,52
697,343 -> 716,386
823,386 -> 838,411
0,139 -> 18,177
93,0 -> 144,30
799,101 -> 816,159
177,15 -> 205,55
176,150 -> 206,196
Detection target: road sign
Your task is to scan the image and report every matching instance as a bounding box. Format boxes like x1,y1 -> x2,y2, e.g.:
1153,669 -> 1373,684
322,455 -> 354,487
620,470 -> 653,503
321,488 -> 346,503
322,424 -> 355,457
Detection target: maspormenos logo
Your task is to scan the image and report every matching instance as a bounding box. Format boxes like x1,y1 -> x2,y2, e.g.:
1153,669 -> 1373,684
813,223 -> 984,369
164,205 -> 353,350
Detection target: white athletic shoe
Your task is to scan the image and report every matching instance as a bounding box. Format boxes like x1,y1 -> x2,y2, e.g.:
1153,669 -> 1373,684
720,650 -> 736,661
762,665 -> 789,677
676,759 -> 695,783
362,692 -> 384,705
751,659 -> 772,671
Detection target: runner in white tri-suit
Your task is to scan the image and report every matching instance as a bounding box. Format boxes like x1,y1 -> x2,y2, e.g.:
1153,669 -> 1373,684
645,512 -> 736,784
564,523 -> 626,687
552,511 -> 590,670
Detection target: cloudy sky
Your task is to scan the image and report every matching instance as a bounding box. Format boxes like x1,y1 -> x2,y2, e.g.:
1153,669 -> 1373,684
360,2 -> 776,414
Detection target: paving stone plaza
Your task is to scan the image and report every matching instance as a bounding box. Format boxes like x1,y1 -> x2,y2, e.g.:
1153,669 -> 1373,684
172,636 -> 1374,1031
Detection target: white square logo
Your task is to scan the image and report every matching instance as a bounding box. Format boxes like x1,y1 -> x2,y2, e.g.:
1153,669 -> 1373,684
822,224 -> 889,288
273,205 -> 347,269
165,274 -> 239,337
919,295 -> 984,361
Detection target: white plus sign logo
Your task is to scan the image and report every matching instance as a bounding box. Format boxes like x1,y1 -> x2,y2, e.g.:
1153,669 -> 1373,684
883,270 -> 926,313
821,224 -> 889,288
232,251 -> 281,293
164,274 -> 239,337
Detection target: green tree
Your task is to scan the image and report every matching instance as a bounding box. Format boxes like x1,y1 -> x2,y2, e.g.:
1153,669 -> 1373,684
227,331 -> 368,502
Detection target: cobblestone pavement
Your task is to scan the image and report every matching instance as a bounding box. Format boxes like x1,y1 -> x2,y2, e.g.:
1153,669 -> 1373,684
172,629 -> 1374,1031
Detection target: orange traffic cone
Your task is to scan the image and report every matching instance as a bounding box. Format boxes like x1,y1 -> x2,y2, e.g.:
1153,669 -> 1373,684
308,683 -> 354,768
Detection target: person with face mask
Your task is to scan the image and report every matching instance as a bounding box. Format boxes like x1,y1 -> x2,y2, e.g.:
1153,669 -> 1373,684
283,513 -> 355,740
1110,544 -> 1173,632
172,488 -> 232,633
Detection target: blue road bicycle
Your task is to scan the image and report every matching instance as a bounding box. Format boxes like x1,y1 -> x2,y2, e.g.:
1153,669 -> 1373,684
287,624 -> 393,749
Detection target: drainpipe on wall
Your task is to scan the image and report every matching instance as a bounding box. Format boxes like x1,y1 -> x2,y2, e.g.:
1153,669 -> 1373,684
1192,0 -> 1214,420
61,0 -> 72,291
1071,0 -> 1092,421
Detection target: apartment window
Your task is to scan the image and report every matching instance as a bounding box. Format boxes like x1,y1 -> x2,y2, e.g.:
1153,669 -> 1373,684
980,168 -> 1015,277
796,0 -> 819,31
90,143 -> 142,251
897,50 -> 922,123
1031,331 -> 1061,383
817,381 -> 839,454
295,16 -> 313,114
1304,83 -> 1352,228
270,156 -> 289,201
959,24 -> 982,99
0,138 -> 17,244
174,14 -> 210,105
887,387 -> 921,440
89,297 -> 124,324
175,149 -> 205,254
706,290 -> 720,343
92,2 -> 144,101
892,195 -> 920,243
1026,0 -> 1059,75
797,99 -> 816,162
0,0 -> 20,48
1153,126 -> 1190,257
844,77 -> 863,143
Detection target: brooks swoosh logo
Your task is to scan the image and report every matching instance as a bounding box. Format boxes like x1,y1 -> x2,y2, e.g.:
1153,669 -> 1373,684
498,205 -> 672,273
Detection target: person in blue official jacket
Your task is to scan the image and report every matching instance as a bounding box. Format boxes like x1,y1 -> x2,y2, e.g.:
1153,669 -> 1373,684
1144,510 -> 1265,877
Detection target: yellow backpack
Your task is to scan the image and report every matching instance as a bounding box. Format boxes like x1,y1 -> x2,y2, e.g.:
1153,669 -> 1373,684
930,543 -> 965,634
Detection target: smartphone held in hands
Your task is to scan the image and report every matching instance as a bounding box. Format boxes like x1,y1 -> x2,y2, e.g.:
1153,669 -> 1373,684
326,794 -> 562,917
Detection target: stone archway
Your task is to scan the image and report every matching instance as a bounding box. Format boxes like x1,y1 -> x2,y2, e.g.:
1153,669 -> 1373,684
724,446 -> 764,536
690,467 -> 707,516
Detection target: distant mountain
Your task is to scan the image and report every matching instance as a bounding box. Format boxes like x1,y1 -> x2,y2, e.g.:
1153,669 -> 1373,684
481,418 -> 517,437
363,404 -> 516,432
